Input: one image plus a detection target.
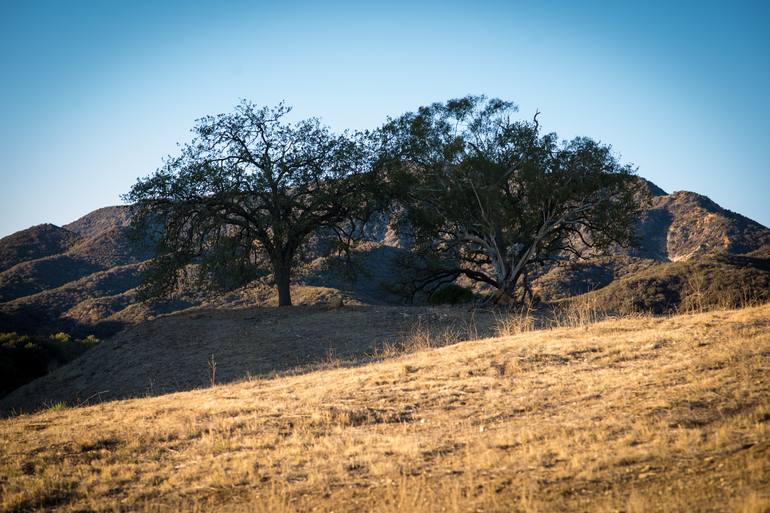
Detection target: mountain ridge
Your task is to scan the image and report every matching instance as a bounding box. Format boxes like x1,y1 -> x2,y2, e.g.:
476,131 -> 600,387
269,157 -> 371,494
1,179 -> 769,337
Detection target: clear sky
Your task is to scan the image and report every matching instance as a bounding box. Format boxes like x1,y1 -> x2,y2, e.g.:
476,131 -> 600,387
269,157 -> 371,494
1,0 -> 769,237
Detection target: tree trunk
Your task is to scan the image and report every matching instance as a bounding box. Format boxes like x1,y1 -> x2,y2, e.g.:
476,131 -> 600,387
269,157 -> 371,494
274,263 -> 292,307
491,288 -> 514,305
494,270 -> 522,306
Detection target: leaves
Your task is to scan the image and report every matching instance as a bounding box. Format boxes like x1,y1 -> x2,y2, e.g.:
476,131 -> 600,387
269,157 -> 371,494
381,96 -> 644,302
125,102 -> 380,304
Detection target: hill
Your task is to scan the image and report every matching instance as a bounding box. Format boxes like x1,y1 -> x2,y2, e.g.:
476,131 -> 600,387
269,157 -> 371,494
0,305 -> 496,414
635,189 -> 770,260
0,224 -> 79,273
580,252 -> 770,314
0,208 -> 152,336
1,180 -> 769,338
1,304 -> 768,512
62,206 -> 132,238
531,183 -> 770,302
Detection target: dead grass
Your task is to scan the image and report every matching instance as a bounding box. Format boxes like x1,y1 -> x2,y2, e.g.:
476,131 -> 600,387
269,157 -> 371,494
1,304 -> 769,512
0,306 -> 500,414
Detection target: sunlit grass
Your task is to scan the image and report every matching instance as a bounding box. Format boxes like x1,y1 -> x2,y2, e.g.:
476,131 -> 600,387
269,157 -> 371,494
1,304 -> 769,512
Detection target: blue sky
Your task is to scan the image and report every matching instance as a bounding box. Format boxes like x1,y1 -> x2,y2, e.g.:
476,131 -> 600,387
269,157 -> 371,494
1,0 -> 769,237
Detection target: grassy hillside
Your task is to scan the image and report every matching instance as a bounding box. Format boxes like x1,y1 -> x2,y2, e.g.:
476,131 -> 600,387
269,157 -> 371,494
0,304 -> 496,414
1,305 -> 768,512
581,252 -> 770,314
0,225 -> 79,274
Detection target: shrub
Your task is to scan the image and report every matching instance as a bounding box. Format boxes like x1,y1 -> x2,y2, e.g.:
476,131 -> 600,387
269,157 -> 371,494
82,335 -> 100,345
49,332 -> 72,343
428,284 -> 474,305
0,332 -> 100,398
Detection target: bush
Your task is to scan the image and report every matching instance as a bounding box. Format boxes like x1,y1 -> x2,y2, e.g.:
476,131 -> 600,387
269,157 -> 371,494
82,334 -> 100,344
49,332 -> 72,343
0,332 -> 99,397
428,284 -> 474,305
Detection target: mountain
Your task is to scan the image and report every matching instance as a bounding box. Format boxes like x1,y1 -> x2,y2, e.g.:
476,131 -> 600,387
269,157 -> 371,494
0,224 -> 79,273
532,182 -> 770,302
0,207 -> 152,336
633,189 -> 770,261
1,179 -> 769,338
63,205 -> 133,237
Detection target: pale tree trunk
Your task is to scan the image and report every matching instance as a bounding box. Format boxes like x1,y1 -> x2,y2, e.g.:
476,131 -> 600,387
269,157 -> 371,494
492,272 -> 521,305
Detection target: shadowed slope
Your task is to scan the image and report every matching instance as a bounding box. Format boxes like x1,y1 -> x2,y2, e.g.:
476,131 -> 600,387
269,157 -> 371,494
0,306 -> 494,415
582,252 -> 770,314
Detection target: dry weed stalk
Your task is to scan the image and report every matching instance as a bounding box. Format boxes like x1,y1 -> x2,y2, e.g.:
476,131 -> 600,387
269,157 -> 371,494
493,305 -> 536,337
208,354 -> 217,387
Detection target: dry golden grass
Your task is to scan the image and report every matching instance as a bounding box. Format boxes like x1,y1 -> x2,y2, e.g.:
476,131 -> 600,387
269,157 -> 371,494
1,304 -> 769,512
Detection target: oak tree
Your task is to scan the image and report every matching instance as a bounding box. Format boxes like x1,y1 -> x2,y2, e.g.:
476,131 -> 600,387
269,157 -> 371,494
378,96 -> 643,303
126,101 -> 377,306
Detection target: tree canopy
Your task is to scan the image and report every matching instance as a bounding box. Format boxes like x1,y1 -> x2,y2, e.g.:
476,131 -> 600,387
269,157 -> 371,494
125,101 -> 378,306
126,96 -> 644,307
378,95 -> 643,303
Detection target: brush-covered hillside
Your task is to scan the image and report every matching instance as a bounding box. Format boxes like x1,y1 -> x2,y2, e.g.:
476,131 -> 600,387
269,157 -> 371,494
1,304 -> 768,513
1,179 -> 769,338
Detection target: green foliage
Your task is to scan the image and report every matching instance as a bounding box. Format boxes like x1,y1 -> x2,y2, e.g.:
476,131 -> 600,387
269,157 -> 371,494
125,101 -> 381,306
82,335 -> 100,344
379,95 -> 644,302
0,332 -> 99,398
49,332 -> 71,343
428,284 -> 474,305
198,234 -> 264,291
45,401 -> 67,412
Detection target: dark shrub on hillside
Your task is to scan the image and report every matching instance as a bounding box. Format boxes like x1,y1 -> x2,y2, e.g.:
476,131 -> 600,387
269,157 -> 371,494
0,332 -> 98,397
428,284 -> 474,305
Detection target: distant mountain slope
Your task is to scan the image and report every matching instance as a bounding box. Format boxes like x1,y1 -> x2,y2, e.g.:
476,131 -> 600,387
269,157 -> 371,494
534,182 -> 770,299
0,224 -> 79,273
67,225 -> 153,267
0,255 -> 103,302
0,263 -> 146,335
0,229 -> 151,304
0,179 -> 769,337
0,206 -> 155,334
63,206 -> 132,238
637,191 -> 770,261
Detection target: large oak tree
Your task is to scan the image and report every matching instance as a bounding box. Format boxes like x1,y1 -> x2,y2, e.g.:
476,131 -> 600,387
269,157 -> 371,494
378,96 -> 643,303
126,101 -> 378,306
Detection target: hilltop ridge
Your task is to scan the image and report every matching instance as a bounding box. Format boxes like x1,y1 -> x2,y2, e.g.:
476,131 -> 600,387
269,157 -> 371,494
0,179 -> 769,337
